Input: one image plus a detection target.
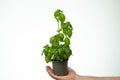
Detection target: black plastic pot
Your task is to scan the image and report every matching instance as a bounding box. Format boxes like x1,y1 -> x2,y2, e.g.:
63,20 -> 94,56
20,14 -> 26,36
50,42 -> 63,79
52,60 -> 68,76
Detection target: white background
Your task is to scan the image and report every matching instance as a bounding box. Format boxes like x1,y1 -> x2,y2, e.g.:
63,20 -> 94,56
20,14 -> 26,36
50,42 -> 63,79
0,0 -> 120,80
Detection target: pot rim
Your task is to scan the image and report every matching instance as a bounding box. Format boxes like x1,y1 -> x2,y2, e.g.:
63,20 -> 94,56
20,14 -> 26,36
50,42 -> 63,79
52,59 -> 68,62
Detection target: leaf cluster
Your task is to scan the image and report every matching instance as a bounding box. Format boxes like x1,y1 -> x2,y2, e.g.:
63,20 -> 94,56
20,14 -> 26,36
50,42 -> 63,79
42,9 -> 73,63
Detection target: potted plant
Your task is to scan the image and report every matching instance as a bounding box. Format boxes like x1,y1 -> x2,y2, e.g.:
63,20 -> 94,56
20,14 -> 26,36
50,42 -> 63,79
42,9 -> 73,76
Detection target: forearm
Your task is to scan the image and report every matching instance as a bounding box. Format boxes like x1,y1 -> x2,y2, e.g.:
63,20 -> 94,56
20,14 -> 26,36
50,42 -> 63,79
75,74 -> 120,80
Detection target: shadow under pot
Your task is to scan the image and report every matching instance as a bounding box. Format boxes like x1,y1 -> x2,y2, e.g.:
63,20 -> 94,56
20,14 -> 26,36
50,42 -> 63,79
52,60 -> 68,76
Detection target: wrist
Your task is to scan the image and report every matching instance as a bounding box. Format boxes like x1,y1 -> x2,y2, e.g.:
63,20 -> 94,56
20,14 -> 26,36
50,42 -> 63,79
75,74 -> 87,80
75,74 -> 81,80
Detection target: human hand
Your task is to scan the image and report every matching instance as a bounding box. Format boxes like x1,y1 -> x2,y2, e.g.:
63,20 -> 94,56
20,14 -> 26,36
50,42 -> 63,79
46,66 -> 77,80
46,66 -> 120,80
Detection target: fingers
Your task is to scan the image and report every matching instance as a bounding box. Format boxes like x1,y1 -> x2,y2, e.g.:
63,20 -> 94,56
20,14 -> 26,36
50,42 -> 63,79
46,66 -> 65,80
46,66 -> 54,77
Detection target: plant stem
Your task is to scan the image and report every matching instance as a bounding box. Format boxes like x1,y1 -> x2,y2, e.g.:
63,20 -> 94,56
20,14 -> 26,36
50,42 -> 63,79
58,21 -> 60,30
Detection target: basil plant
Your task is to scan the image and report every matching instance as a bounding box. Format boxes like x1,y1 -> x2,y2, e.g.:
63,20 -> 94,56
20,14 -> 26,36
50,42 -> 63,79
42,9 -> 73,63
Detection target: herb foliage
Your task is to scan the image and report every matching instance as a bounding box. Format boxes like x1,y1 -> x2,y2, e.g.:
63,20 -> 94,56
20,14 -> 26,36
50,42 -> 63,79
42,9 -> 73,63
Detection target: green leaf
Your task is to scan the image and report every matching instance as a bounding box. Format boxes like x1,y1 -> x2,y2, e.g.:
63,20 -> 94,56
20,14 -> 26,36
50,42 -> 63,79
56,56 -> 60,61
64,47 -> 72,58
54,9 -> 62,22
58,48 -> 63,56
48,47 -> 53,54
50,36 -> 55,43
41,49 -> 45,55
57,29 -> 62,32
67,28 -> 72,38
59,33 -> 64,39
61,23 -> 68,29
63,54 -> 67,59
45,56 -> 50,63
52,42 -> 59,48
63,28 -> 67,35
52,50 -> 59,60
42,44 -> 50,56
43,44 -> 49,48
59,13 -> 65,23
54,9 -> 65,23
66,22 -> 73,29
61,22 -> 73,37
64,38 -> 70,46
69,22 -> 73,30
57,33 -> 64,41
